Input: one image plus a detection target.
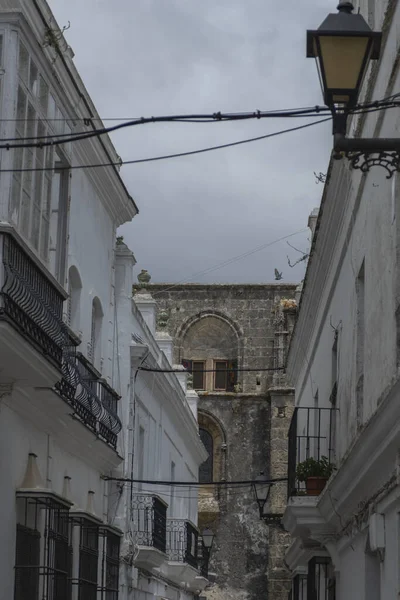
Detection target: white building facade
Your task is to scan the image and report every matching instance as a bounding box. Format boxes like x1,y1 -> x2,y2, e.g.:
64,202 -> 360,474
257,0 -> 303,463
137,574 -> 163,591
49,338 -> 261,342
283,2 -> 400,600
0,2 -> 207,600
113,248 -> 208,600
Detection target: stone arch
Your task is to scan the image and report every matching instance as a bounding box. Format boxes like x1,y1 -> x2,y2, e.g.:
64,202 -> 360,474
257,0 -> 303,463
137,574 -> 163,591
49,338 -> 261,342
197,410 -> 227,526
175,311 -> 244,388
176,310 -> 243,357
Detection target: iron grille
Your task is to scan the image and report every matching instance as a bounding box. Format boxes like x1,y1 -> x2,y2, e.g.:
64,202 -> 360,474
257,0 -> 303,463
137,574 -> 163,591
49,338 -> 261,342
0,232 -> 66,367
97,380 -> 122,448
78,519 -> 99,600
307,557 -> 335,600
14,524 -> 40,600
287,407 -> 336,497
167,519 -> 199,569
55,348 -> 121,449
14,496 -> 72,600
131,495 -> 167,553
293,574 -> 307,600
104,532 -> 120,600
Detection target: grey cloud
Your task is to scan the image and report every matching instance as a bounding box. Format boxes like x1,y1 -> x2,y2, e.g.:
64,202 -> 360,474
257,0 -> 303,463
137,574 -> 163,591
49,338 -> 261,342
49,0 -> 332,284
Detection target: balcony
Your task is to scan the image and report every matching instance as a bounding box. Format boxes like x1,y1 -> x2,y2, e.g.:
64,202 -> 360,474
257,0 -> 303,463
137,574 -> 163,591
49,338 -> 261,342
165,519 -> 200,586
284,406 -> 336,540
0,231 -> 67,386
55,348 -> 122,449
131,495 -> 167,569
287,407 -> 336,498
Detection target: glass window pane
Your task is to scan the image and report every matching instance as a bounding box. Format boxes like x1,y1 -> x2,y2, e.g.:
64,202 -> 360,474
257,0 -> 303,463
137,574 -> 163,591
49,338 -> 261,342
319,36 -> 369,90
192,361 -> 205,390
38,76 -> 48,115
18,41 -> 29,84
48,93 -> 56,124
16,86 -> 27,138
29,60 -> 38,96
215,361 -> 227,390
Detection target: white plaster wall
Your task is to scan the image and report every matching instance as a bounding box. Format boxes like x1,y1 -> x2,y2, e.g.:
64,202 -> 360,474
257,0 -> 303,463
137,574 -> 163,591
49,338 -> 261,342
0,401 -> 106,600
67,167 -> 116,376
292,4 -> 400,458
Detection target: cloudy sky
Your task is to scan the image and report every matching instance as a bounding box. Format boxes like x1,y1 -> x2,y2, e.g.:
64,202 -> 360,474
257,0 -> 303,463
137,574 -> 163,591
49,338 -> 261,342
49,0 -> 332,284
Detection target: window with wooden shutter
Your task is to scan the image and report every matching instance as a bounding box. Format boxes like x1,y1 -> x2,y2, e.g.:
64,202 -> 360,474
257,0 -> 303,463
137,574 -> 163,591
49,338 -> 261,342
192,361 -> 205,390
227,359 -> 238,392
214,361 -> 228,390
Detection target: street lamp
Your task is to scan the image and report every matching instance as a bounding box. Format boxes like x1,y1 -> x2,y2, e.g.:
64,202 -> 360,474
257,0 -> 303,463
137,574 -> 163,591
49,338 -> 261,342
252,472 -> 272,519
201,528 -> 215,551
200,528 -> 215,578
307,2 -> 400,178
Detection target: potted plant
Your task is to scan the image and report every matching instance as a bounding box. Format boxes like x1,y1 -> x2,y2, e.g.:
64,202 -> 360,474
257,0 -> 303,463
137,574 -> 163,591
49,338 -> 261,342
296,456 -> 334,496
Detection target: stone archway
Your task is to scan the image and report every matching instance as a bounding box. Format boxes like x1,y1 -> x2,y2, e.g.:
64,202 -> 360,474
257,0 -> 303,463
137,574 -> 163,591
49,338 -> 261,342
197,410 -> 227,530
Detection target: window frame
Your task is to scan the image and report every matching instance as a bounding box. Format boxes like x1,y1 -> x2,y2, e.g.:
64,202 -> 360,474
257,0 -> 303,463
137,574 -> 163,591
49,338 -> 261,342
14,494 -> 73,600
192,360 -> 205,391
214,360 -> 228,390
11,37 -> 71,282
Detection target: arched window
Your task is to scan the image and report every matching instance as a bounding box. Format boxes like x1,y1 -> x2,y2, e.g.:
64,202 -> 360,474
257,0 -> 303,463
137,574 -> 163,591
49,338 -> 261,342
199,428 -> 214,483
67,266 -> 82,332
181,315 -> 239,392
90,297 -> 103,368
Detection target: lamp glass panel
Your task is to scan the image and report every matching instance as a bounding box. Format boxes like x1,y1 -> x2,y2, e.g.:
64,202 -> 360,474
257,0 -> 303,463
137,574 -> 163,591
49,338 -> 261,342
318,35 -> 369,90
202,529 -> 214,548
254,481 -> 270,504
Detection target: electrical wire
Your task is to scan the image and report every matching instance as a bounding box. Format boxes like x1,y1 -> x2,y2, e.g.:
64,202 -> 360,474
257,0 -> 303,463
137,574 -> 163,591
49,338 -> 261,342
0,107 -> 334,148
139,366 -> 285,373
151,227 -> 308,296
0,104 -> 329,123
0,118 -> 332,173
1,99 -> 398,148
102,475 -> 287,486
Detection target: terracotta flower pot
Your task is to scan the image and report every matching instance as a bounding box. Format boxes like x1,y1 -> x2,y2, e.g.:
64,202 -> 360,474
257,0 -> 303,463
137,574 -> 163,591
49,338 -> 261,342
305,476 -> 328,496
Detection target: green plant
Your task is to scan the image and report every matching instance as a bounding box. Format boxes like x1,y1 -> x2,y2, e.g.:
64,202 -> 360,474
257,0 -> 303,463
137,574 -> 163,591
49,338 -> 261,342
296,456 -> 334,482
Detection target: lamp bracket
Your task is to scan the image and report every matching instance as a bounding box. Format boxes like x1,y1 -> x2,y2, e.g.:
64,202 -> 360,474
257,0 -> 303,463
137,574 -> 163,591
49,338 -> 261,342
333,134 -> 400,179
262,513 -> 285,530
344,150 -> 400,179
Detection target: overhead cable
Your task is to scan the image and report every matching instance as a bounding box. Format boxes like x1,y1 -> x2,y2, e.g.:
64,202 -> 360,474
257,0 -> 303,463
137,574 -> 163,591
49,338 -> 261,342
0,118 -> 331,173
102,476 -> 288,486
0,106 -> 333,147
138,366 -> 285,373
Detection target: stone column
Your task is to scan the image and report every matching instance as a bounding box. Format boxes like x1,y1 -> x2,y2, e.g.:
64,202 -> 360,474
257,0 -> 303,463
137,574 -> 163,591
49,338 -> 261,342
267,387 -> 295,600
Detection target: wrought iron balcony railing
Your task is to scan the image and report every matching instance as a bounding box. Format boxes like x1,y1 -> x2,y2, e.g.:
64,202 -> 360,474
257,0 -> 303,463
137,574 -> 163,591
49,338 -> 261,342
167,519 -> 199,569
55,347 -> 122,449
287,406 -> 336,497
131,495 -> 167,554
0,232 -> 66,368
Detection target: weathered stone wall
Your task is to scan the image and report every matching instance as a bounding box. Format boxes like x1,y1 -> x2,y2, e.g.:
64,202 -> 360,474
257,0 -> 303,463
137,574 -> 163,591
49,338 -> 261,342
145,284 -> 297,394
133,283 -> 296,600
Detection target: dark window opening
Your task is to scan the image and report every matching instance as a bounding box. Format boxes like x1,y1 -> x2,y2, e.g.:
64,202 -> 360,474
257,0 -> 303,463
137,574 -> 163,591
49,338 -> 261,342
192,361 -> 205,390
104,532 -> 120,600
78,520 -> 99,600
14,524 -> 40,600
214,361 -> 228,390
14,496 -> 72,600
199,428 -> 213,483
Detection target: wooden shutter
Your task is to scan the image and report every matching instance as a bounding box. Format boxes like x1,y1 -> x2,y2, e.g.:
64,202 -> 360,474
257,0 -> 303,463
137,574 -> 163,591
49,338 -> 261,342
227,359 -> 238,391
